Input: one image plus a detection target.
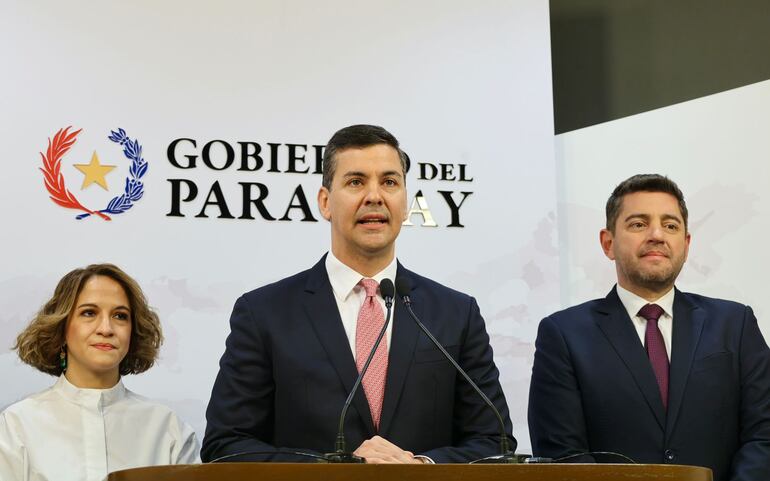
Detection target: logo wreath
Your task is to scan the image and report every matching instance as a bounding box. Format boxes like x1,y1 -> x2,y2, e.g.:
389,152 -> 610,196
39,126 -> 147,220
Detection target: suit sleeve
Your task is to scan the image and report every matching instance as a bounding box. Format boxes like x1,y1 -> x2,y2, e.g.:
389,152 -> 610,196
730,306 -> 770,481
201,295 -> 319,462
528,316 -> 595,462
421,297 -> 516,463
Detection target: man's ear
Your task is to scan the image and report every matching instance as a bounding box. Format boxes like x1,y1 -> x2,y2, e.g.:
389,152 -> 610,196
600,228 -> 615,260
318,187 -> 332,221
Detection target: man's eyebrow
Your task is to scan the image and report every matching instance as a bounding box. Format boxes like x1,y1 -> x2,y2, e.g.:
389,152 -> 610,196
661,214 -> 683,223
622,213 -> 683,223
623,213 -> 650,222
342,170 -> 403,178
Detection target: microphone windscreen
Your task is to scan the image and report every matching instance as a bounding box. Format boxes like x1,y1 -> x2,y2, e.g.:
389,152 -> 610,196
380,278 -> 395,299
395,277 -> 412,297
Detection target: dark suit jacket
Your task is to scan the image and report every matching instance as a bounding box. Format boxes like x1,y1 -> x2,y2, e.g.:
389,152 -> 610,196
201,256 -> 514,463
528,287 -> 770,481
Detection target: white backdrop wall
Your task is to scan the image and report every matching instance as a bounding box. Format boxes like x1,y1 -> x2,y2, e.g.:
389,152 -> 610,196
0,1 -> 556,454
557,80 -> 770,338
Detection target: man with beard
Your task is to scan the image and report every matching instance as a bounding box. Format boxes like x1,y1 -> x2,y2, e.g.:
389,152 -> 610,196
528,174 -> 770,481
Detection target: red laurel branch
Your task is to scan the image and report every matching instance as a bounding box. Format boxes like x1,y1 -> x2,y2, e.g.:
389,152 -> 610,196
39,126 -> 111,221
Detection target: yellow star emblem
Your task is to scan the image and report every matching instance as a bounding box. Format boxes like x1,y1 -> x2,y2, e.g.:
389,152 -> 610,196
73,151 -> 116,190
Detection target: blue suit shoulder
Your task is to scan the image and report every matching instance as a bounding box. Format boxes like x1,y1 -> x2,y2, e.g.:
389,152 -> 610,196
678,290 -> 749,312
404,269 -> 479,316
407,269 -> 472,299
239,266 -> 313,304
541,298 -> 606,329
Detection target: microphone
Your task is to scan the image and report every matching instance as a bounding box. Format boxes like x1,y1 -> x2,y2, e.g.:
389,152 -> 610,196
394,277 -> 518,463
324,278 -> 395,463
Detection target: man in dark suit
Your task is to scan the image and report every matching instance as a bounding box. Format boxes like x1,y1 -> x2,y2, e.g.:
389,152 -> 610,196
528,174 -> 770,481
202,124 -> 513,464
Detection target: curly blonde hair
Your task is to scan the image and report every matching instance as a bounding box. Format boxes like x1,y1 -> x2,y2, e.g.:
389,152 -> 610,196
14,264 -> 163,376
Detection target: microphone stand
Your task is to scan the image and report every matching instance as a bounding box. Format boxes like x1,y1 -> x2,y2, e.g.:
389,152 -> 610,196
399,289 -> 518,464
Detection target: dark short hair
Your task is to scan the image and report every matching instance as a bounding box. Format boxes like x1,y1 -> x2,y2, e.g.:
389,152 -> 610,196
321,124 -> 409,189
14,264 -> 163,376
606,174 -> 688,232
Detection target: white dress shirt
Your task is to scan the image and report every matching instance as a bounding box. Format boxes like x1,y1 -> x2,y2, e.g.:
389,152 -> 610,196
325,251 -> 398,360
0,375 -> 199,481
616,284 -> 675,361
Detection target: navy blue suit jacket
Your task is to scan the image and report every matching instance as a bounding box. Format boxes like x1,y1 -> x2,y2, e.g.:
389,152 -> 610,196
201,256 -> 514,463
528,287 -> 770,481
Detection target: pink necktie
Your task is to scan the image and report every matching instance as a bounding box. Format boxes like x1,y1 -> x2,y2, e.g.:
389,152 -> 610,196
355,278 -> 388,430
639,303 -> 669,410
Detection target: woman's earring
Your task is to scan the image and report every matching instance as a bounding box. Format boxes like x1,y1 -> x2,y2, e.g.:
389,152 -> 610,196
59,346 -> 67,371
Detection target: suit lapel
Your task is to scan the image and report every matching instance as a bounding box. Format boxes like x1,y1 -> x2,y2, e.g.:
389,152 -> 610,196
301,256 -> 376,437
595,287 -> 666,429
378,265 -> 421,437
665,289 -> 704,439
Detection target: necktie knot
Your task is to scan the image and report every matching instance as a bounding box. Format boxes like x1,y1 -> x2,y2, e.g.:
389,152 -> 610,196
360,278 -> 379,298
638,303 -> 665,323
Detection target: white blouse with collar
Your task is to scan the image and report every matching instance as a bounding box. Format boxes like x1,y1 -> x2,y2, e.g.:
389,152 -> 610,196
0,375 -> 199,481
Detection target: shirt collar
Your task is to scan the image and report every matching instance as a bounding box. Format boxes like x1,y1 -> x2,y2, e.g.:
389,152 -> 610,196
325,251 -> 398,302
616,283 -> 675,319
55,374 -> 127,409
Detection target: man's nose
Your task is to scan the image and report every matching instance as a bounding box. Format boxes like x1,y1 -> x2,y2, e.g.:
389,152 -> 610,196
648,224 -> 666,241
363,182 -> 384,204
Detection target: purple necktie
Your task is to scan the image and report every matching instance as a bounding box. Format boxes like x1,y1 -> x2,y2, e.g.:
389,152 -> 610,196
639,303 -> 669,410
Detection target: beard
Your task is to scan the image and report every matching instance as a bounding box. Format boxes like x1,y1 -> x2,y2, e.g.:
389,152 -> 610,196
623,255 -> 686,293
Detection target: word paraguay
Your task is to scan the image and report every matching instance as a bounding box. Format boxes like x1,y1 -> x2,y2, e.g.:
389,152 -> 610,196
166,138 -> 474,227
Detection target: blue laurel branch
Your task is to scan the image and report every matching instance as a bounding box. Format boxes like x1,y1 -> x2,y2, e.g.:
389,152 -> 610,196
75,128 -> 147,219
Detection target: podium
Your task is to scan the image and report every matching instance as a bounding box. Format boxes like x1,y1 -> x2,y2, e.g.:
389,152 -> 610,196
108,463 -> 712,481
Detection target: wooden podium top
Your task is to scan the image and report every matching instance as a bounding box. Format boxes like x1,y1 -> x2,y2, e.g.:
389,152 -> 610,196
108,462 -> 712,481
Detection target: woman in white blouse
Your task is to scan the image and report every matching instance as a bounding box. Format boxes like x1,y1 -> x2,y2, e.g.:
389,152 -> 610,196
0,264 -> 200,481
